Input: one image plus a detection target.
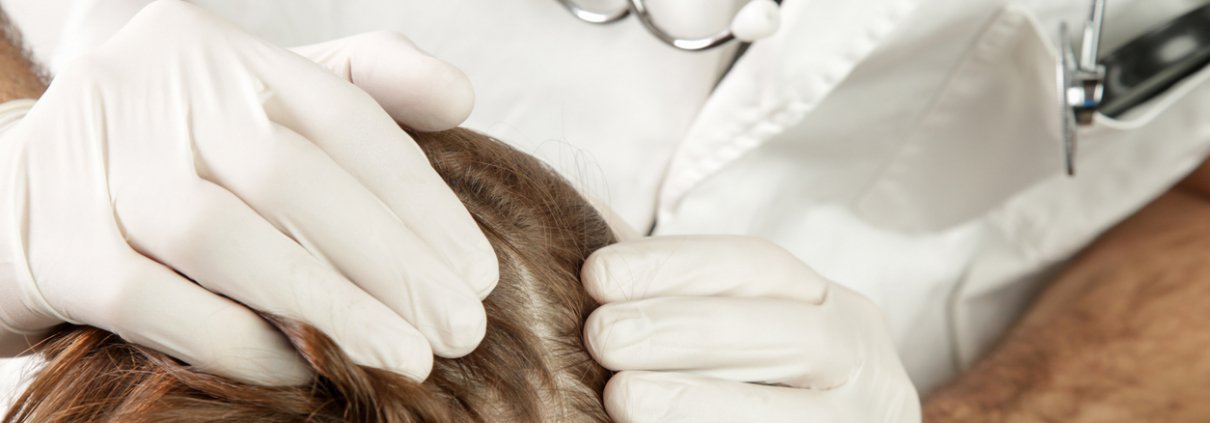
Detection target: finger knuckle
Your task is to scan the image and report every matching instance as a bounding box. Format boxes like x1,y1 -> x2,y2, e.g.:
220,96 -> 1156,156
219,132 -> 309,211
235,156 -> 296,209
738,237 -> 816,275
95,267 -> 151,330
733,236 -> 794,261
113,185 -> 211,261
142,185 -> 232,261
163,204 -> 221,258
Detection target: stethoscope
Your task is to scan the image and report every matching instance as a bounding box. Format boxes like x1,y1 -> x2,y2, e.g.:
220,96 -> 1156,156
559,0 -> 1210,177
1058,0 -> 1109,176
1059,0 -> 1210,176
555,0 -> 784,51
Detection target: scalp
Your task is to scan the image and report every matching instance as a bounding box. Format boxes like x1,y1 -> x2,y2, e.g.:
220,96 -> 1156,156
5,128 -> 615,423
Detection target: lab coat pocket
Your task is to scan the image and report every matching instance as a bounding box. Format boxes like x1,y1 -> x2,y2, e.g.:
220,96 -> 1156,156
949,50 -> 1210,373
853,6 -> 1065,232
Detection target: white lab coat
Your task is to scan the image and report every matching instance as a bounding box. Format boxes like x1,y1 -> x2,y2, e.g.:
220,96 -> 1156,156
2,0 -> 1210,402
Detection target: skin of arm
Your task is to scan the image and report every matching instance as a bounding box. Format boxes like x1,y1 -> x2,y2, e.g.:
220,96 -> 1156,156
924,162 -> 1210,422
0,7 -> 48,102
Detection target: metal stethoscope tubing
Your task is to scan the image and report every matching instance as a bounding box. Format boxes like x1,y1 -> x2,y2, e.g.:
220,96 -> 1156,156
556,0 -> 781,51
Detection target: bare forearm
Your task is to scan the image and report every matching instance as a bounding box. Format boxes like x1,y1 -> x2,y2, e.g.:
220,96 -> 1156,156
925,188 -> 1210,422
0,7 -> 47,102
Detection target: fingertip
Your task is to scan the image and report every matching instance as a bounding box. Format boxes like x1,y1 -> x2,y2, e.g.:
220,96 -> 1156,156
470,267 -> 499,300
583,303 -> 649,371
373,330 -> 436,382
467,244 -> 500,300
293,31 -> 475,131
582,246 -> 620,303
397,344 -> 436,382
582,243 -> 649,303
604,371 -> 674,423
229,350 -> 315,387
350,33 -> 474,132
583,309 -> 608,366
410,62 -> 474,131
389,57 -> 473,131
427,297 -> 488,358
208,328 -> 314,386
271,360 -> 315,386
335,310 -> 435,382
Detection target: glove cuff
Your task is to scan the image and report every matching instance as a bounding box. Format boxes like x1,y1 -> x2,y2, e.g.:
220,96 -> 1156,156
0,99 -> 35,135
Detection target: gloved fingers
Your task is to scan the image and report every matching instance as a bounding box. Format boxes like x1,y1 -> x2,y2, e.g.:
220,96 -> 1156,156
584,297 -> 857,388
116,180 -> 434,381
583,235 -> 827,304
76,253 -> 311,386
252,45 -> 499,302
290,31 -> 474,132
603,371 -> 833,423
198,123 -> 486,357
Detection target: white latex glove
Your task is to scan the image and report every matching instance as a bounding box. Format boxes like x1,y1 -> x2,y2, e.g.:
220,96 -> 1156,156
583,235 -> 921,422
0,0 -> 497,386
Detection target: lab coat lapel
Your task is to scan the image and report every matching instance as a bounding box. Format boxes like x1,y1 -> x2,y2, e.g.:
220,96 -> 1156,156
656,0 -> 923,222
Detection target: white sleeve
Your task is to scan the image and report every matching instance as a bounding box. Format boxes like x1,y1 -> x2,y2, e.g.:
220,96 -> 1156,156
0,99 -> 33,135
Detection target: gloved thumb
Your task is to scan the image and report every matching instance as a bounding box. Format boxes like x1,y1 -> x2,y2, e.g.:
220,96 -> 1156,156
291,32 -> 474,132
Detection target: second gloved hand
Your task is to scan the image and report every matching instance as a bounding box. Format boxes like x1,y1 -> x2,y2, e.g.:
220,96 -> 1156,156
583,235 -> 921,422
0,1 -> 497,385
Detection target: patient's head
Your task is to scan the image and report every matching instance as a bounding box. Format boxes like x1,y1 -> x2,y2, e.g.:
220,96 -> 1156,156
4,129 -> 616,422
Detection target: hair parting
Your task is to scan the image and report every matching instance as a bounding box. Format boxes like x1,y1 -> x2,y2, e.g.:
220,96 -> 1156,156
4,128 -> 616,422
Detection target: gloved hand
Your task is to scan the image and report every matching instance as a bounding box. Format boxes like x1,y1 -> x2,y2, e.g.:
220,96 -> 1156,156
0,0 -> 497,386
583,235 -> 921,422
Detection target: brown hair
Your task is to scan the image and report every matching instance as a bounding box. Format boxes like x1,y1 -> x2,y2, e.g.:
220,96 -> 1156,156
3,129 -> 616,422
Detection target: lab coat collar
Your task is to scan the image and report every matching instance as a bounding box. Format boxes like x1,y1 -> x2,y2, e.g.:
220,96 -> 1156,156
656,0 -> 922,222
